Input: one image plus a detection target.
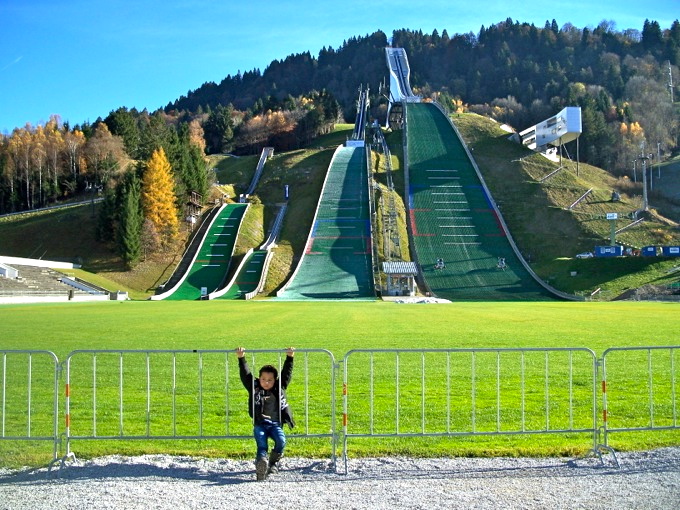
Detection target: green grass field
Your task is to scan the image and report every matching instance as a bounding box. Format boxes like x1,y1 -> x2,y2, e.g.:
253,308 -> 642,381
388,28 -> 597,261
1,300 -> 678,468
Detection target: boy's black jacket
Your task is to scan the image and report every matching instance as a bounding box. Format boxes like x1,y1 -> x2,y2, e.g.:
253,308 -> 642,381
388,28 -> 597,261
238,355 -> 295,428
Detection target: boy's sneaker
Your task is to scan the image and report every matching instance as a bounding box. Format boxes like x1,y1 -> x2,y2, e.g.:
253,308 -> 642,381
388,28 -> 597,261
255,456 -> 268,481
267,451 -> 282,475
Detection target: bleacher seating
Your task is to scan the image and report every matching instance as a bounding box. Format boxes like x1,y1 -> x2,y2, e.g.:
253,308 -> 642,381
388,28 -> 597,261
0,264 -> 106,302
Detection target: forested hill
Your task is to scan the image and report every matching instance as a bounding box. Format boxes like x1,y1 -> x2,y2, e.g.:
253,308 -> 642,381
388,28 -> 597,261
167,30 -> 389,124
167,18 -> 679,174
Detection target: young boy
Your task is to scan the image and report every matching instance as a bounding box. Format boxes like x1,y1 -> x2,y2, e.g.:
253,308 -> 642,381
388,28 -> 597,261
235,346 -> 295,481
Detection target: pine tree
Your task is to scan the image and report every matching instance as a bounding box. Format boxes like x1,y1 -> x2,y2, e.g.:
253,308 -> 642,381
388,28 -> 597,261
96,187 -> 117,242
174,123 -> 210,200
104,107 -> 141,158
117,170 -> 143,268
141,147 -> 178,246
204,104 -> 234,153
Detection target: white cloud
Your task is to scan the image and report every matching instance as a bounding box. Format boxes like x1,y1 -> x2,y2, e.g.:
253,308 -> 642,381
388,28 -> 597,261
0,56 -> 23,73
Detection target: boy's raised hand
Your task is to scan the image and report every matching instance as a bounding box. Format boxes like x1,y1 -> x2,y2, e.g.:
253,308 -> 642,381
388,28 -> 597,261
286,347 -> 295,357
235,347 -> 245,358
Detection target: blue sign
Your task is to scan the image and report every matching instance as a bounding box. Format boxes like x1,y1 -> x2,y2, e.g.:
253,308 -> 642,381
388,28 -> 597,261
595,246 -> 623,257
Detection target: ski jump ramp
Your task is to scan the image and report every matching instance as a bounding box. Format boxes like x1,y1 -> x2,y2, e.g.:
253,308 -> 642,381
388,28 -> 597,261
385,47 -> 421,129
150,203 -> 248,300
277,146 -> 374,300
386,47 -> 572,300
386,47 -> 419,102
404,102 -> 571,301
211,204 -> 288,300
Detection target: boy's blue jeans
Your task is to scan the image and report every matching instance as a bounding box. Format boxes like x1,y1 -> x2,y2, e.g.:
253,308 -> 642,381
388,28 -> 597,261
253,420 -> 286,459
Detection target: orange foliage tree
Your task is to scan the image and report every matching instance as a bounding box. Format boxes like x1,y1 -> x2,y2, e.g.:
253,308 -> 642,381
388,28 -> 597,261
141,147 -> 179,245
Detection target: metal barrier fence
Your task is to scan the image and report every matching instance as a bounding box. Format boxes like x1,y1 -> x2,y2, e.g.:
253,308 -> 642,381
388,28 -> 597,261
3,346 -> 680,473
62,349 -> 337,467
0,350 -> 60,465
342,348 -> 600,472
601,346 -> 679,450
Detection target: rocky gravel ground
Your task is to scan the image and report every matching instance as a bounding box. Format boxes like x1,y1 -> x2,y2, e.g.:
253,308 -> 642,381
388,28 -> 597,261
1,448 -> 679,509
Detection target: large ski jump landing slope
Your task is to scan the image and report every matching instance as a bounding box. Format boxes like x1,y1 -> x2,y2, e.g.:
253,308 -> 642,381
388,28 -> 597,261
406,103 -> 554,301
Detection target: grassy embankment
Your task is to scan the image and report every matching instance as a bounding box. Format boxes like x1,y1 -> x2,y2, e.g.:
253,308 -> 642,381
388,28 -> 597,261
452,113 -> 680,300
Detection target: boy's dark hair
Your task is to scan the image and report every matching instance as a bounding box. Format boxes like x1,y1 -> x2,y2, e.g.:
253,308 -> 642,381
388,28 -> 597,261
259,364 -> 278,380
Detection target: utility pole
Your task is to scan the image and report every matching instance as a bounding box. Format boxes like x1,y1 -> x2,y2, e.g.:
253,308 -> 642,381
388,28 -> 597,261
669,61 -> 675,103
637,144 -> 654,211
632,159 -> 637,183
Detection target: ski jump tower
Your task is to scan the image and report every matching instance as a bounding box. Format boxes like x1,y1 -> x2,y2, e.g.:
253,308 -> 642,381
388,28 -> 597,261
347,85 -> 369,147
385,47 -> 420,129
519,107 -> 582,166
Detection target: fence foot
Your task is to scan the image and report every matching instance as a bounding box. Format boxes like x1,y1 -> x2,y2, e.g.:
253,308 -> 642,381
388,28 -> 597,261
50,451 -> 77,477
46,456 -> 62,475
585,445 -> 620,469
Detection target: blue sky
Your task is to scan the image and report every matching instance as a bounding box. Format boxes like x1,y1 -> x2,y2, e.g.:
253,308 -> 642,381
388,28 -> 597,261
1,0 -> 677,134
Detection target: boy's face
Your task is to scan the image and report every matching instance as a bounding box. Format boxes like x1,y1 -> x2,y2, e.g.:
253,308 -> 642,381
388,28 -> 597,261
259,371 -> 275,390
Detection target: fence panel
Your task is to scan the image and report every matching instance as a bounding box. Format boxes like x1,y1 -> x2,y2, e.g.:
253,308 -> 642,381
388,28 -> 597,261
63,349 -> 337,464
7,345 -> 680,472
601,346 -> 679,445
0,350 -> 60,463
342,348 -> 599,470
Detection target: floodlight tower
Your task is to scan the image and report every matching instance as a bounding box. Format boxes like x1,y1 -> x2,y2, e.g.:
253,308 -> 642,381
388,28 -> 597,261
606,213 -> 618,246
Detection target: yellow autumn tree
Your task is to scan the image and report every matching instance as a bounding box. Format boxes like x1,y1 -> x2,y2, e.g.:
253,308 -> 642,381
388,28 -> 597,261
629,122 -> 644,138
141,147 -> 178,245
188,119 -> 207,153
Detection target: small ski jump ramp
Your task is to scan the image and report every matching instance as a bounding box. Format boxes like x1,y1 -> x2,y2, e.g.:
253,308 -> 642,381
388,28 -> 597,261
151,203 -> 248,300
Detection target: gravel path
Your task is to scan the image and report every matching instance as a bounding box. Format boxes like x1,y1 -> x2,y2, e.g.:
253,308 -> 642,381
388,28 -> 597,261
1,448 -> 679,509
